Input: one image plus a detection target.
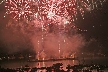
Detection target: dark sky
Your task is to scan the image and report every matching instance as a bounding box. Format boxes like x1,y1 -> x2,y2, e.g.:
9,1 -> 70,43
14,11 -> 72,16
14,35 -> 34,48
80,1 -> 108,49
0,0 -> 108,54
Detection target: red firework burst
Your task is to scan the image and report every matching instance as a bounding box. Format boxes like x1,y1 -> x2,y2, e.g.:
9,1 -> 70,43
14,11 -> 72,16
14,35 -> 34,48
5,0 -> 35,20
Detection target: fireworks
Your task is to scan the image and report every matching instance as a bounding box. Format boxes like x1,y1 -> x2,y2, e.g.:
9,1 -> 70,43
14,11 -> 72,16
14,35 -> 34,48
5,0 -> 106,32
5,0 -> 106,21
3,0 -> 106,58
0,0 -> 4,4
5,0 -> 35,20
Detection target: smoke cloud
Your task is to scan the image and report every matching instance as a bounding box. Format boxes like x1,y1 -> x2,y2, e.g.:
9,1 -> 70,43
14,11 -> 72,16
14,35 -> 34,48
0,20 -> 87,58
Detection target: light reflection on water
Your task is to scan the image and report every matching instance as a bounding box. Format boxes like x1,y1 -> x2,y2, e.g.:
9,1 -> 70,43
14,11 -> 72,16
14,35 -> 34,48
0,60 -> 78,69
1,57 -> 108,69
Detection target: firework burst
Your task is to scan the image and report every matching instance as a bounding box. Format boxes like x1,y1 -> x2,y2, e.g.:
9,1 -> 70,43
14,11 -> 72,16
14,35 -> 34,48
4,0 -> 106,58
29,0 -> 106,28
5,0 -> 106,29
5,0 -> 106,20
5,0 -> 35,20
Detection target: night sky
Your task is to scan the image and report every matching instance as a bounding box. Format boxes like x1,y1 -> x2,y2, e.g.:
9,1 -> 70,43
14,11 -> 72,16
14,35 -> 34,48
79,1 -> 108,50
0,0 -> 108,54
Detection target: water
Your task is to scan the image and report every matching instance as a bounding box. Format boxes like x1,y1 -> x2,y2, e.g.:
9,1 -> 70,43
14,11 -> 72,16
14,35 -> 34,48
0,60 -> 78,69
0,57 -> 108,69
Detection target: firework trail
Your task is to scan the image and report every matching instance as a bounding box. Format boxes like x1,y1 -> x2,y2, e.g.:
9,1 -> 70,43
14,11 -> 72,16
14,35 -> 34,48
4,0 -> 106,25
0,0 -> 4,5
3,0 -> 106,58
